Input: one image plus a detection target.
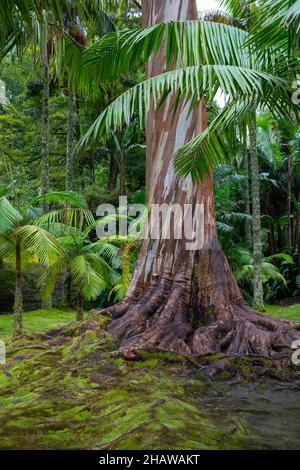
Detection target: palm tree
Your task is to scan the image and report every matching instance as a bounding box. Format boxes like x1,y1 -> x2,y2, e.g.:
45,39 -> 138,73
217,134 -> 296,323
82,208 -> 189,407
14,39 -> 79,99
227,247 -> 294,301
41,223 -> 119,321
0,1 -> 110,197
0,190 -> 83,335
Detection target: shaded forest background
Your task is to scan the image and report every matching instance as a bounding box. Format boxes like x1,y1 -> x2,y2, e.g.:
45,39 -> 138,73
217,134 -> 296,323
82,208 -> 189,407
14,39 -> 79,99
0,0 -> 299,314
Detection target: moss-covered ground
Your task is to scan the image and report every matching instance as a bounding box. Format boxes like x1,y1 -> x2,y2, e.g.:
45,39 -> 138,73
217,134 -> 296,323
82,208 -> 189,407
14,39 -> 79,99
264,303 -> 300,322
0,308 -> 82,340
0,305 -> 300,450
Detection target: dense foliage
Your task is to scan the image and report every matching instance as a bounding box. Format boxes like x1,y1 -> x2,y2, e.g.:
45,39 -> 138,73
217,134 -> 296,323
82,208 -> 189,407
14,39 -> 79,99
0,0 -> 299,336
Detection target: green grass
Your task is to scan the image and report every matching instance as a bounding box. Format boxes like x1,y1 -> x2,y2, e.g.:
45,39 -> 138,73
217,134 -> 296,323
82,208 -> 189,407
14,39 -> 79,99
0,309 -> 79,340
0,304 -> 299,340
264,303 -> 300,322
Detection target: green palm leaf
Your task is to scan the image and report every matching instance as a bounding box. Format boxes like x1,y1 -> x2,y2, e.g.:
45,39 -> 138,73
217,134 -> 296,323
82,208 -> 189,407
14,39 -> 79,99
80,64 -> 285,143
16,224 -> 63,265
31,191 -> 87,208
0,197 -> 22,234
70,254 -> 108,301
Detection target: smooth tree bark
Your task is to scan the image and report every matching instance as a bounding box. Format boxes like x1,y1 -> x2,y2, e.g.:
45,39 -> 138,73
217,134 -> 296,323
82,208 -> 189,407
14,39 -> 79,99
13,239 -> 23,337
100,0 -> 300,360
249,114 -> 264,309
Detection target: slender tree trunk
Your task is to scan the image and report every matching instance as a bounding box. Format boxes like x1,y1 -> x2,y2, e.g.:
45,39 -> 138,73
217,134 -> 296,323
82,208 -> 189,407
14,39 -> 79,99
243,125 -> 252,248
42,297 -> 52,309
76,292 -> 84,321
65,274 -> 72,308
278,223 -> 283,252
66,87 -> 75,192
249,114 -> 264,310
297,191 -> 300,269
105,0 -> 299,359
13,239 -> 23,337
41,63 -> 50,202
268,225 -> 275,256
108,153 -> 118,191
287,151 -> 292,254
119,152 -> 127,196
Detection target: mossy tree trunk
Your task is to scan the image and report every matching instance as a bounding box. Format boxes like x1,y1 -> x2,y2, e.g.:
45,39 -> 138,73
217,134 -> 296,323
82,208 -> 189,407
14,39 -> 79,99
297,191 -> 300,269
13,239 -> 23,337
66,87 -> 75,192
41,62 -> 50,204
243,125 -> 252,249
287,151 -> 292,255
249,114 -> 264,310
40,63 -> 51,309
103,0 -> 300,360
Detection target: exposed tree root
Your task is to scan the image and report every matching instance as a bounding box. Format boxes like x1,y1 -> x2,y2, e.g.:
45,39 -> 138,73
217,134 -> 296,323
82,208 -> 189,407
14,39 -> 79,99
94,275 -> 300,369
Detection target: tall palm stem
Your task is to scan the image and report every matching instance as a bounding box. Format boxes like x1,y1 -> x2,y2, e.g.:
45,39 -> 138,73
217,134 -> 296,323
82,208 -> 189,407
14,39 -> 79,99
13,238 -> 23,336
41,62 -> 50,203
287,151 -> 292,254
243,125 -> 252,248
250,114 -> 264,309
66,87 -> 75,192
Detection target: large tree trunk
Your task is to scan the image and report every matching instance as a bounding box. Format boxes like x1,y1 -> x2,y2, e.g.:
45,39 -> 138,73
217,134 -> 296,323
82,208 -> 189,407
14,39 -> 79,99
13,239 -> 23,337
105,0 -> 299,359
249,114 -> 264,310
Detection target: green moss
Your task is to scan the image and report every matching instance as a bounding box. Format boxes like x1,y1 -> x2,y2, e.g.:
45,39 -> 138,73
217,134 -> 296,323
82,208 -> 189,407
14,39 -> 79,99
0,309 -> 80,340
1,306 -> 300,450
264,303 -> 300,322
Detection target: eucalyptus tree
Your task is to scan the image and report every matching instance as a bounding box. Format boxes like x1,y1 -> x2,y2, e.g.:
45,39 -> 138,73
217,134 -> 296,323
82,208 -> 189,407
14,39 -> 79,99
0,189 -> 84,336
76,0 -> 300,359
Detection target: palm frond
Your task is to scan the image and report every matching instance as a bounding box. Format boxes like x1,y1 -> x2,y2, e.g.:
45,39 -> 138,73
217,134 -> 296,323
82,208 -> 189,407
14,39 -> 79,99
0,197 -> 22,234
70,254 -> 108,300
80,63 -> 285,142
40,257 -> 66,300
31,191 -> 87,208
264,253 -> 294,264
16,224 -> 63,265
80,21 -> 255,85
36,208 -> 95,229
217,221 -> 235,234
250,0 -> 300,53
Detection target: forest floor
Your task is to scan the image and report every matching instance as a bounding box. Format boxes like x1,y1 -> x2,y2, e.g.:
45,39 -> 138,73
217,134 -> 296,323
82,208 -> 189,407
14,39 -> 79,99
0,305 -> 299,450
0,308 -> 85,339
1,303 -> 299,340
